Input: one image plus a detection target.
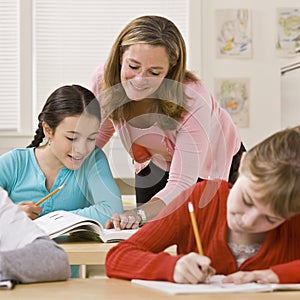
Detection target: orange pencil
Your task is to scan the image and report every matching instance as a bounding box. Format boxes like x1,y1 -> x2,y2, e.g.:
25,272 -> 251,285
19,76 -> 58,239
188,201 -> 204,255
34,183 -> 66,206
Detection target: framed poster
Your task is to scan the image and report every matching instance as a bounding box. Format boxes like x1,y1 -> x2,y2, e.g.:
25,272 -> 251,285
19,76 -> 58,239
215,9 -> 252,58
276,8 -> 300,57
215,78 -> 250,128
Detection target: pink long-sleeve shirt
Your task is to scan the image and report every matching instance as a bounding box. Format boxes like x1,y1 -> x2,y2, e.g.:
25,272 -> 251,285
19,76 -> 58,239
105,181 -> 300,283
91,66 -> 241,204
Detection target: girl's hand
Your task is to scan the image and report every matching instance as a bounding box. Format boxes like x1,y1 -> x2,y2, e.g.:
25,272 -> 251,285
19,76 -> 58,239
18,201 -> 42,220
223,269 -> 279,284
173,252 -> 215,284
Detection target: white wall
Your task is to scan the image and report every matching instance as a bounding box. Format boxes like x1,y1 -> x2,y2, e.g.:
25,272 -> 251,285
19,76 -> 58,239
1,0 -> 299,162
281,58 -> 300,129
201,0 -> 300,149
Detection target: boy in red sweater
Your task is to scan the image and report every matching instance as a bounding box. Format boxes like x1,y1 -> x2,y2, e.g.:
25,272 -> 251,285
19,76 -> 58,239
105,126 -> 300,284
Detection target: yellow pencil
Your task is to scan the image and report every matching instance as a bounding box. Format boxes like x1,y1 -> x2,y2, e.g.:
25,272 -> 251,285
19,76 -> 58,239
188,201 -> 204,255
34,183 -> 66,206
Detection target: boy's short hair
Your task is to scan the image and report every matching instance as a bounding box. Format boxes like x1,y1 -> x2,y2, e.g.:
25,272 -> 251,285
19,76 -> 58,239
240,126 -> 300,219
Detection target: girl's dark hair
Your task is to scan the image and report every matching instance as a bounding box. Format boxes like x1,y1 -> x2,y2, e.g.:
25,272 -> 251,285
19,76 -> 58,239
27,85 -> 100,148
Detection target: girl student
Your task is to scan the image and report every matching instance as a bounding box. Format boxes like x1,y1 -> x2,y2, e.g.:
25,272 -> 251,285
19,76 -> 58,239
0,85 -> 123,225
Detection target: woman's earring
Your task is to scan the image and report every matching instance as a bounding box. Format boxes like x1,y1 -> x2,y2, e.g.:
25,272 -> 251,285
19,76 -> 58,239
48,139 -> 51,146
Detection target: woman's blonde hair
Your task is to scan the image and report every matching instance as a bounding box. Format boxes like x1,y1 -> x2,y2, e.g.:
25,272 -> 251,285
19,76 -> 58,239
100,15 -> 198,129
240,126 -> 300,219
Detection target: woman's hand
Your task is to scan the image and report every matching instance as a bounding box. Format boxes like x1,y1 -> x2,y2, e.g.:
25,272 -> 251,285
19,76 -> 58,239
223,269 -> 280,284
105,198 -> 166,230
18,201 -> 42,220
105,211 -> 140,230
173,252 -> 215,284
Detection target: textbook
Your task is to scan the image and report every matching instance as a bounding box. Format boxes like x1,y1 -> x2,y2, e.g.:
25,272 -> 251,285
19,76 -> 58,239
132,275 -> 300,294
33,210 -> 139,243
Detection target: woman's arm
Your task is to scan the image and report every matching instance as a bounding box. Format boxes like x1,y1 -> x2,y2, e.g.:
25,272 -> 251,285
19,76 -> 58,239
96,118 -> 116,148
0,236 -> 70,283
155,82 -> 240,205
90,64 -> 115,148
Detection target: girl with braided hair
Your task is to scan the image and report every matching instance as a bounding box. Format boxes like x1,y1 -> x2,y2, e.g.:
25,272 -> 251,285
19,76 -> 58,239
0,85 -> 122,225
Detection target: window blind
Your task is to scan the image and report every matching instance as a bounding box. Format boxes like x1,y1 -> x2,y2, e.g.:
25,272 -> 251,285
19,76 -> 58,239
0,0 -> 19,130
33,0 -> 189,120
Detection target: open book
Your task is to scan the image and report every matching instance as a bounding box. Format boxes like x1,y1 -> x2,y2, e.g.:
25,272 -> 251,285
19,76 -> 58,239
33,210 -> 138,243
132,275 -> 300,294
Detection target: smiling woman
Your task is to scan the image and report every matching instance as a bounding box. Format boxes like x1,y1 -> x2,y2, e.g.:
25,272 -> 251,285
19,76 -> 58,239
0,85 -> 123,225
91,15 -> 245,230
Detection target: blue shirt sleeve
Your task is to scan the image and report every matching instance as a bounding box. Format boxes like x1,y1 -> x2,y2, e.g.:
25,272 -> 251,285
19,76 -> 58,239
0,149 -> 19,194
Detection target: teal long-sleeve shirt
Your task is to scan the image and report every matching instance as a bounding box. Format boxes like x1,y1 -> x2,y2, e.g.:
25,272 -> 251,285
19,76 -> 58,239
0,147 -> 123,226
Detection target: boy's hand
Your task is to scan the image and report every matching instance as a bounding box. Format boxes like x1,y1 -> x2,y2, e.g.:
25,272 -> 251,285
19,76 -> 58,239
173,252 -> 215,284
223,269 -> 279,284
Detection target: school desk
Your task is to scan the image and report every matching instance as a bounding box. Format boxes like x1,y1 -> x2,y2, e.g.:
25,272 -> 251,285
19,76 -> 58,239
55,236 -> 177,278
2,278 -> 300,300
55,236 -> 115,265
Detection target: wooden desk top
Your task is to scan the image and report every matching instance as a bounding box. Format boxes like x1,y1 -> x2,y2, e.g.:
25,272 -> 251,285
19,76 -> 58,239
2,278 -> 300,300
55,236 -> 176,265
55,236 -> 117,265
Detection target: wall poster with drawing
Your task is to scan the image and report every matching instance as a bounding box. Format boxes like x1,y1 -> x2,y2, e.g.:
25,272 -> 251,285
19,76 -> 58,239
276,8 -> 300,57
215,78 -> 250,128
215,9 -> 252,59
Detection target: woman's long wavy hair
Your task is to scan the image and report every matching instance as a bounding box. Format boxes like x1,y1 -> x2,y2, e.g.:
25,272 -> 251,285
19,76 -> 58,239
100,15 -> 199,130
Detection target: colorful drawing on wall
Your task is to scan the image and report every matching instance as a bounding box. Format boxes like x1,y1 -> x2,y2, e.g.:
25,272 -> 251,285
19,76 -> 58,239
215,78 -> 250,128
215,9 -> 252,58
276,8 -> 300,57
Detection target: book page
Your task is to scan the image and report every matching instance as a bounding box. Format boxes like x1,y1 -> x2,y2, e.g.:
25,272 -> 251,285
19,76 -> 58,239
101,228 -> 139,242
34,210 -> 103,238
34,210 -> 139,242
132,275 -> 286,294
271,283 -> 300,291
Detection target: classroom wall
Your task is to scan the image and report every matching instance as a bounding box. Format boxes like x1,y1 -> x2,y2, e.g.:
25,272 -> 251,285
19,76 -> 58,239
105,0 -> 300,178
1,0 -> 299,178
200,0 -> 300,150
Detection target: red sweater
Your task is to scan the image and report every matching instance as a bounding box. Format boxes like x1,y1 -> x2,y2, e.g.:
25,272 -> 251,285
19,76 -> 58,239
106,181 -> 300,283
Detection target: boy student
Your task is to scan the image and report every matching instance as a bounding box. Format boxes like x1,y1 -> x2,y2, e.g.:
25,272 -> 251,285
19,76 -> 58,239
0,187 -> 70,283
0,85 -> 123,224
105,126 -> 300,284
